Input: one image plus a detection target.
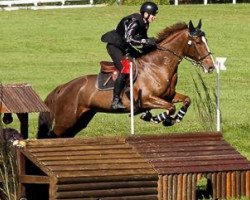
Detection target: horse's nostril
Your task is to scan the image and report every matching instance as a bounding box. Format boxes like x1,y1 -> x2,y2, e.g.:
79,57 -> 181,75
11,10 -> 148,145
208,66 -> 214,72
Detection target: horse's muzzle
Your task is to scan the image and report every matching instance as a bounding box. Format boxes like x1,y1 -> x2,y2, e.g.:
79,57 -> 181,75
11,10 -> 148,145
203,65 -> 215,73
207,65 -> 215,73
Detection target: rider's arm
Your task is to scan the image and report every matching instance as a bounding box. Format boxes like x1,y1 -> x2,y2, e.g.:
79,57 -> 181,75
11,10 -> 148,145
124,19 -> 147,46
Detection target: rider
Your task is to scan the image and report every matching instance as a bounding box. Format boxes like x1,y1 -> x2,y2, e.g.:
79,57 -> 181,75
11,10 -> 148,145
101,1 -> 158,110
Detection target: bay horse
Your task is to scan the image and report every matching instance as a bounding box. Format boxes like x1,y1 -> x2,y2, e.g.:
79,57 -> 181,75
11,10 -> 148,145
37,20 -> 215,138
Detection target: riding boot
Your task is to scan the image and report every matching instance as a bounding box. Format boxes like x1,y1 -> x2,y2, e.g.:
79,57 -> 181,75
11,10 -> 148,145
111,73 -> 126,110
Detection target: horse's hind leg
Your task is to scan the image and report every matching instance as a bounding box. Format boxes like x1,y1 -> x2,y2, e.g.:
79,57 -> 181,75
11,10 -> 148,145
60,110 -> 96,138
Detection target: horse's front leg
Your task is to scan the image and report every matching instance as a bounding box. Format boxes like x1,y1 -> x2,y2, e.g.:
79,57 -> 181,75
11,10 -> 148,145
140,93 -> 191,126
171,92 -> 191,123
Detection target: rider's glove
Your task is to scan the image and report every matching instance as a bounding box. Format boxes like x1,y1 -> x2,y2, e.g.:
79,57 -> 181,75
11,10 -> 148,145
141,38 -> 157,46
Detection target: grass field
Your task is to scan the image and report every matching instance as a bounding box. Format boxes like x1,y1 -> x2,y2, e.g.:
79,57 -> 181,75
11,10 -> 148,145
0,4 -> 249,159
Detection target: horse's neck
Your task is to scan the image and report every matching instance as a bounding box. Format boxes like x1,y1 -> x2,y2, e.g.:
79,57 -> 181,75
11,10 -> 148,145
161,30 -> 188,60
137,30 -> 188,75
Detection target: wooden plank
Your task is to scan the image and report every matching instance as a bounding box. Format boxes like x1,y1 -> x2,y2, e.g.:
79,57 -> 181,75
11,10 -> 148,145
226,172 -> 232,198
139,150 -> 241,159
43,158 -> 148,166
240,171 -> 246,196
58,174 -> 158,184
157,175 -> 163,200
17,149 -> 26,199
172,174 -> 177,200
153,159 -> 249,168
216,172 -> 222,199
177,174 -> 182,200
49,177 -> 57,200
19,175 -> 50,184
149,154 -> 244,163
57,180 -> 157,191
182,173 -> 187,200
133,144 -> 235,153
55,195 -> 158,200
56,169 -> 156,178
48,163 -> 153,171
246,171 -> 250,198
127,132 -> 223,143
191,174 -> 196,200
162,175 -> 167,200
31,148 -> 140,157
221,172 -> 226,199
38,153 -> 143,161
28,144 -> 131,153
167,175 -> 172,200
187,173 -> 192,200
236,171 -> 241,198
154,159 -> 248,170
157,164 -> 250,174
129,140 -> 229,149
212,173 -> 216,200
55,187 -> 158,198
25,137 -> 126,147
231,171 -> 236,198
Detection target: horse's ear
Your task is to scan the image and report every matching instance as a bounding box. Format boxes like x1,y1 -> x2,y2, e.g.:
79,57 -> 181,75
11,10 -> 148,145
197,19 -> 202,29
188,20 -> 195,33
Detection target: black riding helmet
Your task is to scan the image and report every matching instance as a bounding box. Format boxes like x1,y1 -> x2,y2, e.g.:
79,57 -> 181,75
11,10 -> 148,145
140,1 -> 158,16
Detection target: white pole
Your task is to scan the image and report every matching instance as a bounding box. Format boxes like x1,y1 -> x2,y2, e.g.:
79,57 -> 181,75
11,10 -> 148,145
233,0 -> 236,4
216,67 -> 220,132
204,0 -> 208,5
174,0 -> 178,6
215,57 -> 227,132
129,61 -> 134,135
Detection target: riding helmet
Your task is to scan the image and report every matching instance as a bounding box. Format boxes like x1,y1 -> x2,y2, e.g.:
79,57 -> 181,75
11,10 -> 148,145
140,1 -> 158,15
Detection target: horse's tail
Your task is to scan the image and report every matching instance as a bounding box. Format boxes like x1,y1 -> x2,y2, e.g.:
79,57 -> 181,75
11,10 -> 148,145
37,111 -> 53,139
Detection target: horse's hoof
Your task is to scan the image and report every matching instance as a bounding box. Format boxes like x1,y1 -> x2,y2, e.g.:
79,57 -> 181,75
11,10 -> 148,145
151,118 -> 161,124
140,111 -> 153,122
162,116 -> 175,126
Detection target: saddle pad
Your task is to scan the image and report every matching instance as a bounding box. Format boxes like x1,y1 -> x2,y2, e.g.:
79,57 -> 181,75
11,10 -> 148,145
96,72 -> 114,91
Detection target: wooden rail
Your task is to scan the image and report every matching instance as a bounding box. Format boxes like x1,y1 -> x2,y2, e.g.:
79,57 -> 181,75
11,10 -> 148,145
0,0 -> 94,7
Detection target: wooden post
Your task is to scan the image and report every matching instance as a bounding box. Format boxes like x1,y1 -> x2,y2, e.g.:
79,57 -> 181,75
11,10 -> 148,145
17,150 -> 26,199
17,113 -> 29,139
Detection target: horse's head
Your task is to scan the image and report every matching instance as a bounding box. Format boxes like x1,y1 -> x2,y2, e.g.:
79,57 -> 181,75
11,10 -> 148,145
185,20 -> 215,73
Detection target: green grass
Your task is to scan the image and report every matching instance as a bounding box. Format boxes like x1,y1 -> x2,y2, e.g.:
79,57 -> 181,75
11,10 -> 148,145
0,4 -> 249,160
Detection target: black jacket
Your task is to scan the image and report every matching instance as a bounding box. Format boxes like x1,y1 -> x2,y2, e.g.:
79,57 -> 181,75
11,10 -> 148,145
101,13 -> 149,50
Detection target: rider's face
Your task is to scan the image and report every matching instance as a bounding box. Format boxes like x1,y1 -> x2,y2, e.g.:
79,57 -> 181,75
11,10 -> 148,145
144,12 -> 157,23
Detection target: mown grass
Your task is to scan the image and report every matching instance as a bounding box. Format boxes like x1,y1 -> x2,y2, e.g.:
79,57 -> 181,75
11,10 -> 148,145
0,4 -> 249,160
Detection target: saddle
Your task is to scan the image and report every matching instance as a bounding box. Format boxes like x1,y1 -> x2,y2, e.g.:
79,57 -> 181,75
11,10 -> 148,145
96,60 -> 137,91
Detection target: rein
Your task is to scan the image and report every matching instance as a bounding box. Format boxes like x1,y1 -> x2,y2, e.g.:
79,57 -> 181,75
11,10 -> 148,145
156,44 -> 212,67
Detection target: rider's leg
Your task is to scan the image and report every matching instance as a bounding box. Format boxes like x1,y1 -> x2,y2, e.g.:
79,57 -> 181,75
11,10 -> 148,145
112,73 -> 127,109
107,44 -> 126,110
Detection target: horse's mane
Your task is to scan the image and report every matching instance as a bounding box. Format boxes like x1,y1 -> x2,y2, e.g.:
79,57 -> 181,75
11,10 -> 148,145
156,22 -> 188,43
137,22 -> 188,57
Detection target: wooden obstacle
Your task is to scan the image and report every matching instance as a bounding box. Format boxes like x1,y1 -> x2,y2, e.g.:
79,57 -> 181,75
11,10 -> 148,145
127,132 -> 250,200
17,137 -> 158,200
0,83 -> 49,139
16,132 -> 250,200
0,83 -> 49,199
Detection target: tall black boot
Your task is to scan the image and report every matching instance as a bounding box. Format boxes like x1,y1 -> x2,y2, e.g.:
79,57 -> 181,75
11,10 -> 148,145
111,73 -> 126,110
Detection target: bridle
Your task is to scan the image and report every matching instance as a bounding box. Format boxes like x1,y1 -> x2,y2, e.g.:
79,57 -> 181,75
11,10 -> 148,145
156,35 -> 212,67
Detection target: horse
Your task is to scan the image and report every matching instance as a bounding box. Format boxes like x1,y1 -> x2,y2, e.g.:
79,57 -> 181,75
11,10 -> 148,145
37,20 -> 215,138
